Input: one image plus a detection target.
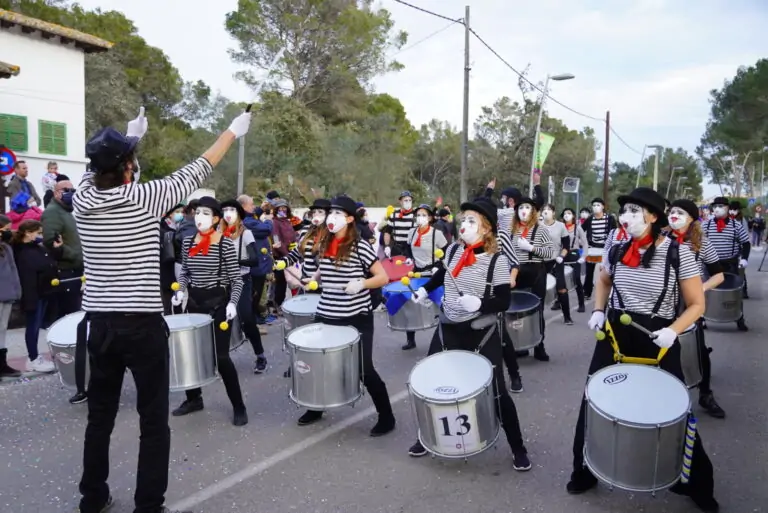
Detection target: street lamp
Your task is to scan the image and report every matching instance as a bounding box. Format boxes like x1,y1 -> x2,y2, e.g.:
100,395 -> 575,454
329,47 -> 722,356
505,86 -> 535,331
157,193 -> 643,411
529,73 -> 575,195
665,166 -> 685,198
646,145 -> 663,192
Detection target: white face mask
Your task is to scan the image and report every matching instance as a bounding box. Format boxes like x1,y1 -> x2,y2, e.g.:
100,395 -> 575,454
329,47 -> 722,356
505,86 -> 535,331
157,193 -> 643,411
460,215 -> 482,244
416,214 -> 429,227
620,203 -> 649,238
580,212 -> 589,220
326,210 -> 348,234
401,199 -> 412,210
195,208 -> 214,232
592,204 -> 603,214
222,208 -> 238,225
517,204 -> 533,222
729,209 -> 738,216
713,206 -> 728,218
667,207 -> 689,231
310,209 -> 326,226
542,209 -> 553,222
563,212 -> 574,223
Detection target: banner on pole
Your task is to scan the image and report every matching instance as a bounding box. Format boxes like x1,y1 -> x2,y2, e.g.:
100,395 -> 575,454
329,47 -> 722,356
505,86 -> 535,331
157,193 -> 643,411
535,133 -> 555,174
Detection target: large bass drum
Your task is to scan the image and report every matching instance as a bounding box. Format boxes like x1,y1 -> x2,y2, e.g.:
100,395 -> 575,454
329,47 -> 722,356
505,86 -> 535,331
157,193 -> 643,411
47,311 -> 88,389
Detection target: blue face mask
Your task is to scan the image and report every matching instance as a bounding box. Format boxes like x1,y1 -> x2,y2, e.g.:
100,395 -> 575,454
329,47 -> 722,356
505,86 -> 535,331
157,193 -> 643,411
34,236 -> 43,244
61,191 -> 75,207
172,213 -> 184,223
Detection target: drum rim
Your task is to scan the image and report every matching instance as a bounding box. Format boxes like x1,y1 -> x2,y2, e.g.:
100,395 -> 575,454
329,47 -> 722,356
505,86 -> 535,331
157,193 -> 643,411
46,311 -> 86,345
506,290 -> 541,314
407,349 -> 494,403
282,295 -> 321,315
286,322 -> 361,351
165,313 -> 213,330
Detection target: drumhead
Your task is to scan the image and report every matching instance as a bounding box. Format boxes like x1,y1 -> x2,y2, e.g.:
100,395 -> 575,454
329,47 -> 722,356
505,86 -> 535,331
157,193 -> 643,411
383,278 -> 429,294
587,248 -> 603,256
282,294 -> 321,315
409,350 -> 493,402
47,311 -> 86,346
587,364 -> 690,426
287,323 -> 359,350
164,313 -> 212,331
507,291 -> 540,313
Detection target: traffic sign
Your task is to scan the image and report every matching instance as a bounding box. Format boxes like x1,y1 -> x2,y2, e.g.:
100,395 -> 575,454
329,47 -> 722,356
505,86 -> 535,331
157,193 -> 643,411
0,146 -> 17,176
748,197 -> 756,206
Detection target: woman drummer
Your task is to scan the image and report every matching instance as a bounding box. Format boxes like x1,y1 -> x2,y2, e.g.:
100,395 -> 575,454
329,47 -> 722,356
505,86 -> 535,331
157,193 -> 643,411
560,208 -> 588,312
401,204 -> 448,350
541,203 -> 573,324
171,196 -> 248,426
510,197 -> 554,361
568,188 -> 717,512
666,199 -> 726,419
296,195 -> 396,436
408,197 -> 531,470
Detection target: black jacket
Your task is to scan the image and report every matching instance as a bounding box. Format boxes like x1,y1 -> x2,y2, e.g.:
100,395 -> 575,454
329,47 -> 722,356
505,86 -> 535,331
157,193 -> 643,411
13,241 -> 61,311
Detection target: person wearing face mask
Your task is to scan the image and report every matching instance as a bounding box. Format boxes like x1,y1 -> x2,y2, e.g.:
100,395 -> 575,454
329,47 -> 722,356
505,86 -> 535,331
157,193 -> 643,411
578,207 -> 590,225
484,176 -> 546,234
382,191 -> 415,258
8,190 -> 43,230
510,198 -> 555,361
172,197 -> 247,426
159,205 -> 184,315
701,197 -> 750,330
749,204 -> 764,247
408,197 -> 531,470
221,199 -> 268,374
270,199 -> 298,313
728,201 -> 749,299
0,215 -> 23,378
581,198 -> 617,300
559,208 -> 588,312
541,204 -> 573,325
666,199 -> 726,419
297,196 -> 395,435
11,220 -> 60,373
355,205 -> 376,244
400,204 -> 449,350
570,188 -> 718,512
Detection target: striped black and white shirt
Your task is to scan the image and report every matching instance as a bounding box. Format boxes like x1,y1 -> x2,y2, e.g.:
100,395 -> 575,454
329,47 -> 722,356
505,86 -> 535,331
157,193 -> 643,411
441,242 -> 511,323
497,208 -> 515,235
586,215 -> 611,248
702,217 -> 749,261
178,237 -> 243,305
602,228 -> 630,263
282,230 -> 320,278
498,230 -> 520,269
315,240 -> 378,318
606,237 -> 699,319
512,223 -> 555,263
387,209 -> 415,244
73,157 -> 212,313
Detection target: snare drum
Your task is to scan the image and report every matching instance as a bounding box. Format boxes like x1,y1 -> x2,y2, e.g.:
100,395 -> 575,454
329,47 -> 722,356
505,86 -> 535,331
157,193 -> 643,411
545,273 -> 556,304
286,323 -> 362,409
584,364 -> 690,493
408,350 -> 500,458
230,316 -> 246,351
165,313 -> 218,392
504,291 -> 542,352
678,324 -> 701,388
382,279 -> 440,332
703,272 -> 743,323
586,247 -> 603,264
47,311 -> 88,389
282,294 -> 321,331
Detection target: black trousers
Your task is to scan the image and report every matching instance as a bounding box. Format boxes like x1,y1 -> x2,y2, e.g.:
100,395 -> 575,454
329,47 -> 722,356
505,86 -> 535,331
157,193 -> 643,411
184,288 -> 245,411
696,318 -> 713,395
251,275 -> 267,317
274,270 -> 287,308
426,319 -> 526,452
79,313 -> 171,513
583,254 -> 603,297
571,310 -> 715,500
514,262 -> 547,340
405,265 -> 430,344
307,313 -> 393,417
546,260 -> 571,319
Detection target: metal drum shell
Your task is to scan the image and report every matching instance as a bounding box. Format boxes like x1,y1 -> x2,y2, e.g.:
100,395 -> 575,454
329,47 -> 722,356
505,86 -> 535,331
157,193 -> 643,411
282,294 -> 320,331
286,323 -> 362,410
46,311 -> 88,390
408,350 -> 500,458
505,292 -> 542,352
679,325 -> 701,389
703,272 -> 743,323
584,364 -> 690,493
229,316 -> 246,351
166,314 -> 218,392
544,273 -> 556,304
387,300 -> 439,332
564,264 -> 575,291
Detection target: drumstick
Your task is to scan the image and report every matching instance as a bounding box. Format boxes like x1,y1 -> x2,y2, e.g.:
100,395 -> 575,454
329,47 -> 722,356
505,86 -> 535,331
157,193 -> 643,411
51,275 -> 86,286
431,248 -> 463,296
400,276 -> 418,295
619,313 -> 657,338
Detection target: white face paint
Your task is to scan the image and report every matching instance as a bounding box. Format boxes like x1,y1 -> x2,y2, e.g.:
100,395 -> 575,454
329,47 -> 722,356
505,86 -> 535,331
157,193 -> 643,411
713,205 -> 728,218
729,209 -> 738,216
517,204 -> 533,222
592,203 -> 603,214
401,198 -> 412,210
416,214 -> 429,227
667,207 -> 689,231
563,212 -> 574,223
222,207 -> 238,225
310,209 -> 326,226
580,212 -> 589,220
542,209 -> 554,222
620,203 -> 649,238
194,207 -> 214,232
325,209 -> 348,234
459,213 -> 482,244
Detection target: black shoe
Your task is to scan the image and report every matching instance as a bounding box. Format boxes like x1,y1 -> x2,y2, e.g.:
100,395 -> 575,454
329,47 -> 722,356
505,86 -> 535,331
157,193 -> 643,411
533,344 -> 550,362
408,440 -> 427,457
699,392 -> 725,419
566,468 -> 598,494
737,319 -> 749,331
78,495 -> 114,512
370,415 -> 396,437
512,448 -> 531,471
401,341 -> 416,350
743,292 -> 749,299
254,355 -> 267,374
551,300 -> 561,311
283,366 -> 292,378
233,408 -> 248,426
172,398 -> 204,417
509,375 -> 523,393
577,304 -> 585,313
0,362 -> 22,378
515,350 -> 529,358
297,410 -> 323,426
69,391 -> 88,404
691,495 -> 720,512
564,317 -> 574,325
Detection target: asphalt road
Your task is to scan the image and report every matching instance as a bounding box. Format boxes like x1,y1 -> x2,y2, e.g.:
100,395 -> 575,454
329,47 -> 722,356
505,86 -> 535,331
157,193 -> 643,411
1,266 -> 767,513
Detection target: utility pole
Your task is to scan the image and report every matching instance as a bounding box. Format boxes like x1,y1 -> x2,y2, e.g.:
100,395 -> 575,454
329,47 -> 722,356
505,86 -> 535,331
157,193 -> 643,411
460,5 -> 470,203
603,110 -> 610,203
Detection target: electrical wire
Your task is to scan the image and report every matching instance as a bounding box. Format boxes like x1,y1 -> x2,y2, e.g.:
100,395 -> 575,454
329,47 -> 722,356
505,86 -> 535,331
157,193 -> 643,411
392,0 -> 462,24
390,20 -> 461,57
609,126 -> 644,155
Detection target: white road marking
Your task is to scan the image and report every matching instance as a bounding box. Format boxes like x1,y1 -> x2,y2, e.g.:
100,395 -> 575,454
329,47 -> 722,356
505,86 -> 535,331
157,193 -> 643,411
169,301 -> 593,510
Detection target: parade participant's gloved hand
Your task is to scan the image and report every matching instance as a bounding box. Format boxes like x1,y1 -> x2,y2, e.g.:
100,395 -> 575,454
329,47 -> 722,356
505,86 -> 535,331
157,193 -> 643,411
345,278 -> 365,295
274,260 -> 287,271
126,106 -> 148,140
588,310 -> 605,331
171,290 -> 185,306
740,259 -> 748,268
411,287 -> 429,304
456,294 -> 482,313
578,257 -> 585,264
651,327 -> 676,349
225,303 -> 237,320
228,112 -> 252,139
384,247 -> 392,258
405,258 -> 413,266
517,238 -> 534,252
556,256 -> 563,264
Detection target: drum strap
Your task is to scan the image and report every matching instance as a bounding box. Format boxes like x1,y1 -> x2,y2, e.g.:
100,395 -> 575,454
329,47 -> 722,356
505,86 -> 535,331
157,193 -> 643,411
437,314 -> 499,353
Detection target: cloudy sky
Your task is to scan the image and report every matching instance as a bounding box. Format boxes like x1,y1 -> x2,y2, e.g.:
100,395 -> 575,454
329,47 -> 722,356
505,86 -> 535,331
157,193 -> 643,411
75,0 -> 768,197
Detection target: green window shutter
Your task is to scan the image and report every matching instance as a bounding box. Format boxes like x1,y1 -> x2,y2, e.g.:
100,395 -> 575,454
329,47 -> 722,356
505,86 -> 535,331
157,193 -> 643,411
39,120 -> 67,156
0,114 -> 28,152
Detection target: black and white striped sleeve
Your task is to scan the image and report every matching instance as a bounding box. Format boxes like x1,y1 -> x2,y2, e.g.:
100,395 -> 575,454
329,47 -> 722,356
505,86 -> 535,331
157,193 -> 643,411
678,244 -> 701,281
129,157 -> 213,218
222,238 -> 244,305
533,227 -> 555,260
178,237 -> 192,291
699,238 -> 720,265
498,230 -> 519,268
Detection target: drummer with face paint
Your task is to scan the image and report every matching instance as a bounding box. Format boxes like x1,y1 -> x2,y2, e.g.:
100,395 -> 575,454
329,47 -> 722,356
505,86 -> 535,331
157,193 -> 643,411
401,204 -> 448,350
582,198 -> 617,299
298,196 -> 396,436
408,197 -> 531,470
541,203 -> 573,324
559,208 -> 588,313
568,188 -> 718,512
666,199 -> 726,418
171,197 -> 248,426
382,191 -> 415,258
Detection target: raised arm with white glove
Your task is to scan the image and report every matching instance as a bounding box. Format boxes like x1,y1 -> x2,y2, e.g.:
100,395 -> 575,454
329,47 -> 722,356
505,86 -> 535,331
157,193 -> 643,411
126,106 -> 148,140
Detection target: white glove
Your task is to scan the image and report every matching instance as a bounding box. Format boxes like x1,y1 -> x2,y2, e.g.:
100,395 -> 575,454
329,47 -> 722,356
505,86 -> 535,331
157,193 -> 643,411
411,287 -> 429,303
517,238 -> 534,252
126,106 -> 148,139
578,257 -> 585,264
344,278 -> 365,295
405,258 -> 413,266
651,327 -> 676,349
739,259 -> 748,268
227,111 -> 252,139
171,290 -> 185,306
456,294 -> 482,313
588,310 -> 605,330
384,247 -> 392,258
556,256 -> 563,264
225,302 -> 238,320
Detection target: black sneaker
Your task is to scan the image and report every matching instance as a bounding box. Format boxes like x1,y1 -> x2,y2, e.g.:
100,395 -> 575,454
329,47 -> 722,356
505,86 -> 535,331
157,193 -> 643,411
550,300 -> 561,311
509,375 -> 523,393
254,356 -> 267,374
172,398 -> 204,417
401,341 -> 416,350
69,391 -> 88,404
577,304 -> 585,313
512,448 -> 531,471
297,410 -> 323,426
691,495 -> 720,512
564,317 -> 574,325
76,495 -> 113,512
370,415 -> 396,437
408,440 -> 427,457
233,408 -> 248,427
566,468 -> 598,494
533,344 -> 550,362
699,392 -> 725,419
737,319 -> 749,331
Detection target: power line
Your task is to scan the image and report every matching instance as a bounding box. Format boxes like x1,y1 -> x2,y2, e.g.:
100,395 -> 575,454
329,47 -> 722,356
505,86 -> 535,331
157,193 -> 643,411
609,126 -> 644,155
390,20 -> 461,57
392,0 -> 461,24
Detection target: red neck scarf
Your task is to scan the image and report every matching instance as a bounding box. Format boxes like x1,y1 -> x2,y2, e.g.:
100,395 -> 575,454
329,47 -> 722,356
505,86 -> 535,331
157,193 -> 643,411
671,229 -> 687,240
398,209 -> 412,218
520,222 -> 534,239
324,237 -> 341,258
716,217 -> 727,232
616,226 -> 628,241
452,241 -> 484,277
621,234 -> 653,268
223,225 -> 237,238
414,225 -> 430,247
729,214 -> 736,220
189,229 -> 215,257
565,222 -> 574,231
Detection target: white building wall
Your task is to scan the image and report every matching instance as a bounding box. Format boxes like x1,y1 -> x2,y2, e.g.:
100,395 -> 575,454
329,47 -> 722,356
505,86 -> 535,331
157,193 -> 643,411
0,26 -> 87,202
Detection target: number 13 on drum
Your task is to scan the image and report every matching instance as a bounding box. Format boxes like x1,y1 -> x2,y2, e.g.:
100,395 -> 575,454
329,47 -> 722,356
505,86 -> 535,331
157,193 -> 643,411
430,401 -> 482,456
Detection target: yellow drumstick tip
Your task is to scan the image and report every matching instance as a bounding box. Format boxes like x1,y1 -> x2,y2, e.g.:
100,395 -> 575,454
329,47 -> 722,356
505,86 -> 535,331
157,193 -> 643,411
620,313 -> 632,326
394,260 -> 402,266
81,276 -> 86,282
413,272 -> 422,278
308,281 -> 319,291
219,321 -> 229,331
275,260 -> 287,271
400,276 -> 411,286
51,279 -> 60,286
261,247 -> 268,254
171,282 -> 180,291
595,330 -> 606,341
407,271 -> 414,278
434,248 -> 444,258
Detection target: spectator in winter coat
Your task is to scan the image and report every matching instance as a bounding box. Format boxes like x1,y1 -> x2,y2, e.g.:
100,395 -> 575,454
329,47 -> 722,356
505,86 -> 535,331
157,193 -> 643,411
8,191 -> 43,230
174,200 -> 200,252
270,199 -> 298,310
0,215 -> 22,378
6,161 -> 42,207
239,195 -> 274,322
